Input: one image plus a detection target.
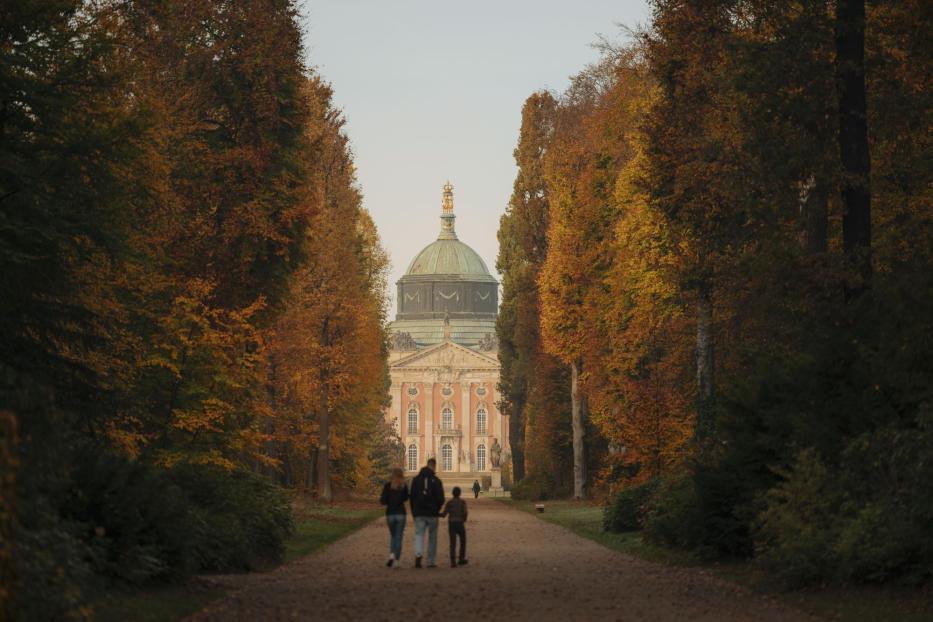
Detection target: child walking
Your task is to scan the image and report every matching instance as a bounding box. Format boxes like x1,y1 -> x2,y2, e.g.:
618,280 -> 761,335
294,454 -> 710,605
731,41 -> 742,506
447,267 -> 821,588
379,467 -> 409,568
440,486 -> 468,567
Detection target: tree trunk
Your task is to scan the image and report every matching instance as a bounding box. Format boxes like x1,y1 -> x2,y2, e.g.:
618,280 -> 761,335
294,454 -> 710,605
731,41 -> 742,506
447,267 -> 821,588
570,360 -> 586,499
316,382 -> 332,501
835,0 -> 872,297
804,177 -> 829,255
307,446 -> 317,490
283,450 -> 293,488
509,399 -> 526,482
695,284 -> 715,440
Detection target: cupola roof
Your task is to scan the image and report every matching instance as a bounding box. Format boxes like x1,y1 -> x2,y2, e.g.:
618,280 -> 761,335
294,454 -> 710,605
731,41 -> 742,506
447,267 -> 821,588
403,182 -> 495,281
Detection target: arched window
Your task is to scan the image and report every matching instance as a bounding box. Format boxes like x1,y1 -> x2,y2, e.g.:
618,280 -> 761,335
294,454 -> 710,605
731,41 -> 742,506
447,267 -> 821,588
477,444 -> 486,471
476,406 -> 487,434
441,406 -> 453,430
407,406 -> 418,434
407,444 -> 418,472
441,444 -> 453,472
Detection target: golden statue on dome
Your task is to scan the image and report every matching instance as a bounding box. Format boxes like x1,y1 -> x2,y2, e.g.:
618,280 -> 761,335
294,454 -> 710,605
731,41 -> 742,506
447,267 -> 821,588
439,180 -> 457,239
442,180 -> 454,213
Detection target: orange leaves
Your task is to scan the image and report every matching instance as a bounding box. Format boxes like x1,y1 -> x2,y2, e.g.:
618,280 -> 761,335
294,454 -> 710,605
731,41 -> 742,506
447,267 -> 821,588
129,279 -> 269,466
261,81 -> 389,493
521,46 -> 700,491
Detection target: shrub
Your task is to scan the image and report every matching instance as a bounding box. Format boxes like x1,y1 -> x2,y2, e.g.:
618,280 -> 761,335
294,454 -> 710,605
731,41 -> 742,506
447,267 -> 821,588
756,417 -> 933,586
67,451 -> 196,584
52,450 -> 296,583
11,513 -> 96,622
173,464 -> 293,571
641,464 -> 754,560
754,449 -> 842,586
510,473 -> 555,501
603,480 -> 657,532
642,474 -> 700,549
10,440 -> 294,622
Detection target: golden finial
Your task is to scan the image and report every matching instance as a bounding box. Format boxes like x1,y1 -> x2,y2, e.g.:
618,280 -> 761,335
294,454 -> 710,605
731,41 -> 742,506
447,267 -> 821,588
442,180 -> 454,214
438,180 -> 457,240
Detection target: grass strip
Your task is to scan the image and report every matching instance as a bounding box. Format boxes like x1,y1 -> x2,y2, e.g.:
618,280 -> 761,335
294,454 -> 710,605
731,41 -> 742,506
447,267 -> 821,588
285,506 -> 382,562
503,498 -> 693,565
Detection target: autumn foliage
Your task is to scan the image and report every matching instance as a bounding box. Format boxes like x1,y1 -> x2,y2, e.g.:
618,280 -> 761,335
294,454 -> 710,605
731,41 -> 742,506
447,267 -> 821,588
1,1 -> 389,617
499,0 -> 933,584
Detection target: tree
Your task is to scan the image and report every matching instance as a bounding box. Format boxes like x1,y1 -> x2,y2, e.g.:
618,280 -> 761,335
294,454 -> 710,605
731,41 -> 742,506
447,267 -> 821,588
266,80 -> 389,500
643,0 -> 752,440
582,59 -> 697,487
496,91 -> 557,482
538,55 -> 626,498
1,1 -> 391,613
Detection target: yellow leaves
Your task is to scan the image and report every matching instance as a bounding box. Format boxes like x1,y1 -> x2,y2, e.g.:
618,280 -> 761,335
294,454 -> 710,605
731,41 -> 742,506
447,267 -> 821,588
157,449 -> 236,472
141,356 -> 181,378
104,418 -> 147,459
171,398 -> 232,434
528,47 -> 699,483
261,126 -> 390,491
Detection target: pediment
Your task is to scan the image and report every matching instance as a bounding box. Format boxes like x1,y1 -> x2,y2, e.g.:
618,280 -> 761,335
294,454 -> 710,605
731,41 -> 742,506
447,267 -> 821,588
391,340 -> 499,370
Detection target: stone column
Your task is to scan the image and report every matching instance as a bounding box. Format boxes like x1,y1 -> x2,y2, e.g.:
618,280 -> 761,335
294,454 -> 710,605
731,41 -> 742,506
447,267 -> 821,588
495,384 -> 503,443
460,379 -> 471,472
426,381 -> 435,463
390,382 -> 402,435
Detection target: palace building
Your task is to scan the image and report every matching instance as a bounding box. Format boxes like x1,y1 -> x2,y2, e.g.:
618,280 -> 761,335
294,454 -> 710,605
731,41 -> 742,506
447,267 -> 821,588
385,182 -> 506,489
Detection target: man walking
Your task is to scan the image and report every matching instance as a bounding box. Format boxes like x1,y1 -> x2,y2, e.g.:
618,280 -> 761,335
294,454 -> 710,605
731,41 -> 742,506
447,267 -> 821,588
410,458 -> 445,568
472,479 -> 481,499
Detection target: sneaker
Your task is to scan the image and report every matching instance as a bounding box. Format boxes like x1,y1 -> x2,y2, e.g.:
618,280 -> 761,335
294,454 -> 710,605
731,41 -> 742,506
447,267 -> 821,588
386,556 -> 394,567
427,562 -> 437,568
458,559 -> 468,565
415,556 -> 422,568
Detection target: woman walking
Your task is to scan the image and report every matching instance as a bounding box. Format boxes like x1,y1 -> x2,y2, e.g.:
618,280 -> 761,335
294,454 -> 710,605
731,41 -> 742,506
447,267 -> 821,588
379,467 -> 409,568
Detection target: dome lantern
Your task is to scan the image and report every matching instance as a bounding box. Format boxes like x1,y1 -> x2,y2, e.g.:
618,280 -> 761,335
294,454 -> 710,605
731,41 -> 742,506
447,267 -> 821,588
439,180 -> 457,240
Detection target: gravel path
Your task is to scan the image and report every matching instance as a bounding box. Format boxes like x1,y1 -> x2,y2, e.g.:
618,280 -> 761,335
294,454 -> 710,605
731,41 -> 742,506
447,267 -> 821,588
187,498 -> 812,622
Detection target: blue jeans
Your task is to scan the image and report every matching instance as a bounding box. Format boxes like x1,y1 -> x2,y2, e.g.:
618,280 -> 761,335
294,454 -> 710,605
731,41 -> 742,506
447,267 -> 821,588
413,516 -> 438,563
386,513 -> 406,560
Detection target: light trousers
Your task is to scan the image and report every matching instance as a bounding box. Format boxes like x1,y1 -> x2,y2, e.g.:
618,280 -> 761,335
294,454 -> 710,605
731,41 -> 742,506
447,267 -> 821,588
413,516 -> 438,563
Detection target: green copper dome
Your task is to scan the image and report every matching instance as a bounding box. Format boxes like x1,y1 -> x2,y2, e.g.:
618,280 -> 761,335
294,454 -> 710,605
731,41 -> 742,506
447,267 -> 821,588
404,181 -> 495,280
405,238 -> 494,278
393,182 -> 498,339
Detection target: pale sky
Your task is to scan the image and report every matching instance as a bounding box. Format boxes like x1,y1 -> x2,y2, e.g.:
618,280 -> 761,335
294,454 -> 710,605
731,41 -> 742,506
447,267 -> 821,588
302,0 -> 651,310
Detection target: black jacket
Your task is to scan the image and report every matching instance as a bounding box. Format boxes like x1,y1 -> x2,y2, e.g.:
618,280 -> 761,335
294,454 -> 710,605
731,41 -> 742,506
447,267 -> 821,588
409,467 -> 445,517
380,482 -> 409,516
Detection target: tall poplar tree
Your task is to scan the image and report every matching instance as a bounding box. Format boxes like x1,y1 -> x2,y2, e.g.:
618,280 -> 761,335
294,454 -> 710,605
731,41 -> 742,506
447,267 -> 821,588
643,0 -> 748,440
496,91 -> 557,482
266,80 -> 389,500
539,57 -> 624,498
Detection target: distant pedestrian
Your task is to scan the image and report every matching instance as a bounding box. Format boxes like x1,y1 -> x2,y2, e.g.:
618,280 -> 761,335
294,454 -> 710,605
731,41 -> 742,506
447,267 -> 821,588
441,486 -> 469,567
410,458 -> 445,568
379,467 -> 409,568
472,479 -> 481,499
